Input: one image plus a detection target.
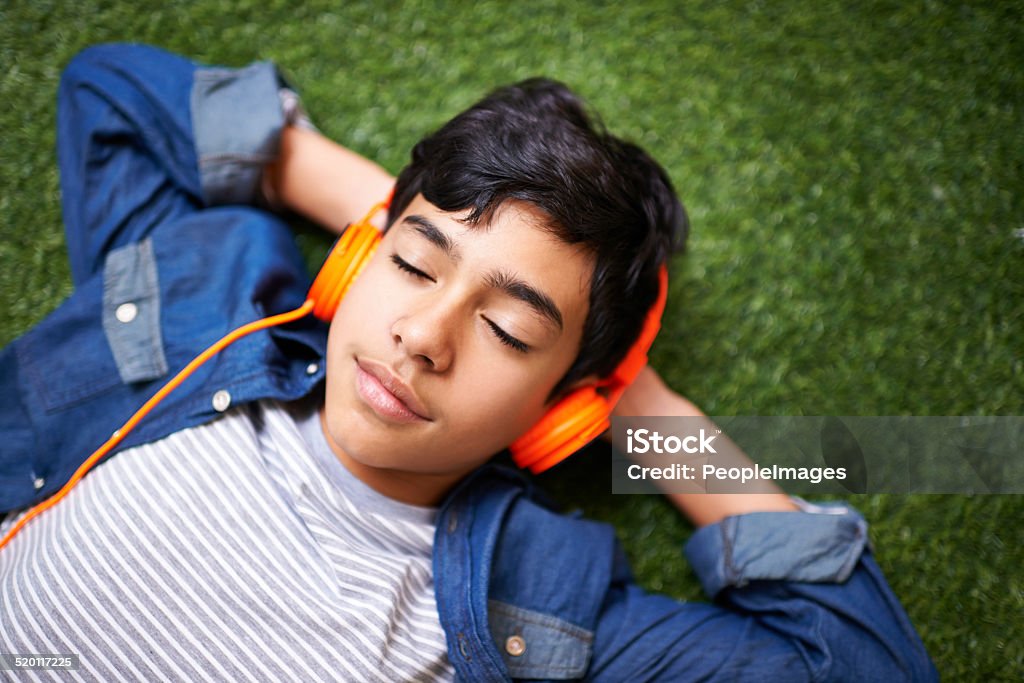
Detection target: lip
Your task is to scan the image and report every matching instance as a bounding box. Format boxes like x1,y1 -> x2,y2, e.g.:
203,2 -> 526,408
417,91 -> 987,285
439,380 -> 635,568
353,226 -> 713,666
354,357 -> 432,423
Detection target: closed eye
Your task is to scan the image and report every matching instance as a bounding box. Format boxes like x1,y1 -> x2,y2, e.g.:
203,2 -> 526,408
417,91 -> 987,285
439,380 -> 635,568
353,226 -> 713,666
390,253 -> 435,282
392,252 -> 528,353
484,318 -> 530,353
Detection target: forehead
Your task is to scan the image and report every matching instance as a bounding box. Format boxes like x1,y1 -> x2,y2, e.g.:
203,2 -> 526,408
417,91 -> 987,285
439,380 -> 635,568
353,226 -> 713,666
392,194 -> 594,326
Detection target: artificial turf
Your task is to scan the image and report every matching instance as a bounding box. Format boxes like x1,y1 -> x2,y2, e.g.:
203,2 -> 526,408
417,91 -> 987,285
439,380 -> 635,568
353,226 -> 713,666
2,1 -> 1022,678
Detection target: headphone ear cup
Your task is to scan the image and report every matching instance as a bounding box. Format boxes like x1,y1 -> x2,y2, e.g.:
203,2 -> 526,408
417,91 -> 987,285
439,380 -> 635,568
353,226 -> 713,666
512,265 -> 670,473
308,221 -> 382,322
510,386 -> 612,473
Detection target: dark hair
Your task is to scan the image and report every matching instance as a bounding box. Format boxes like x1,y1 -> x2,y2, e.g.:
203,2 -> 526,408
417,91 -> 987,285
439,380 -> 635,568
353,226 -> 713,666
388,78 -> 688,399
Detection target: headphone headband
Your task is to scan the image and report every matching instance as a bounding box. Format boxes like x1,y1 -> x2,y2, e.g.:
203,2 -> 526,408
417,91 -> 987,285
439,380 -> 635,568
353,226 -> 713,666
312,198 -> 669,474
308,198 -> 669,474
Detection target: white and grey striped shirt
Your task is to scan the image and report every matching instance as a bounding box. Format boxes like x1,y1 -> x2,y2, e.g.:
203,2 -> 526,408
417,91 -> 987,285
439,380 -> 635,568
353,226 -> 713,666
0,398 -> 455,682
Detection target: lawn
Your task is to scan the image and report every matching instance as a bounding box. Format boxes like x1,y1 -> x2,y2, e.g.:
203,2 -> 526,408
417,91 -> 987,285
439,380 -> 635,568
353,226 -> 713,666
2,1 -> 1022,678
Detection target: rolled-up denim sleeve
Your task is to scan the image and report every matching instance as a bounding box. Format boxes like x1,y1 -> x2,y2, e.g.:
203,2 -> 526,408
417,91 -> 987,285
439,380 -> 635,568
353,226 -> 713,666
191,62 -> 292,206
56,44 -> 306,285
684,499 -> 868,598
587,502 -> 938,682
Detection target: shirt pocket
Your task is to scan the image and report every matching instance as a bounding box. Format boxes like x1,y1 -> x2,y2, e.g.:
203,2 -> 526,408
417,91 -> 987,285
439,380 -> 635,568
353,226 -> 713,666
20,239 -> 168,413
100,239 -> 169,384
488,600 -> 593,680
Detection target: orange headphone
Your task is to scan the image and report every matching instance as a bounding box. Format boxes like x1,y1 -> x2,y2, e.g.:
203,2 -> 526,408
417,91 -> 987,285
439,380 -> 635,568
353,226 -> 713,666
0,197 -> 666,549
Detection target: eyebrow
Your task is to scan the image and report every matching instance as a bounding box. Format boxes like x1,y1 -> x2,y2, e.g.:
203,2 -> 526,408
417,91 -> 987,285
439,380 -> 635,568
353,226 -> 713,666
403,215 -> 458,263
402,214 -> 564,332
485,270 -> 564,332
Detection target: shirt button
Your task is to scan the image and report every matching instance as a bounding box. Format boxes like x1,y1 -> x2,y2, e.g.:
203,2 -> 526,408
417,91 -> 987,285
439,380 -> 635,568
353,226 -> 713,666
212,390 -> 232,412
505,635 -> 526,657
33,477 -> 46,490
306,362 -> 319,375
115,302 -> 138,323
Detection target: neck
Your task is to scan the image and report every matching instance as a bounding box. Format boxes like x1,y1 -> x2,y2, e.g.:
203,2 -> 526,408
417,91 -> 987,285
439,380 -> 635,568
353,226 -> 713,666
317,408 -> 464,507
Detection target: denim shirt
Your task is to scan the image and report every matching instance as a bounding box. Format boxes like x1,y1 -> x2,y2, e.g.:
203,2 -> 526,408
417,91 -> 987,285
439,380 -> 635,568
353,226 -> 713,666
0,46 -> 328,513
0,44 -> 938,681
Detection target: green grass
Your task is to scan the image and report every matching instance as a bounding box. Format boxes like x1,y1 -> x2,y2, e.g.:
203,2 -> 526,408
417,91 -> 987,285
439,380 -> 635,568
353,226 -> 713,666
2,1 -> 1022,678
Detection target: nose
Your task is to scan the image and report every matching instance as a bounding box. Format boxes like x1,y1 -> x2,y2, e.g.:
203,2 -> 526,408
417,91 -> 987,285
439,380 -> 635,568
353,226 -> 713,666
390,299 -> 457,373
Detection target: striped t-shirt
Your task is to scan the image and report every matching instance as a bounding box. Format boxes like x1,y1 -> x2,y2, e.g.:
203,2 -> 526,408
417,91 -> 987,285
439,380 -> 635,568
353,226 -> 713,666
0,398 -> 455,682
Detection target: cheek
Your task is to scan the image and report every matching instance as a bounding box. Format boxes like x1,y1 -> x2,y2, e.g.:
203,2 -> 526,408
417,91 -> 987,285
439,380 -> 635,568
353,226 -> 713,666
449,332 -> 581,439
443,356 -> 556,447
326,255 -> 395,349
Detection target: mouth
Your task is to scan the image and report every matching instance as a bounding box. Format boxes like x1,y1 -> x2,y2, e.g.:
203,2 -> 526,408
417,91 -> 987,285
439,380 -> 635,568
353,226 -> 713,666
354,357 -> 432,424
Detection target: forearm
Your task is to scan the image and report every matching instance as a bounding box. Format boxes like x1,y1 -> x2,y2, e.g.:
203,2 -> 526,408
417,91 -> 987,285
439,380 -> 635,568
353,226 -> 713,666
615,367 -> 797,527
262,126 -> 395,233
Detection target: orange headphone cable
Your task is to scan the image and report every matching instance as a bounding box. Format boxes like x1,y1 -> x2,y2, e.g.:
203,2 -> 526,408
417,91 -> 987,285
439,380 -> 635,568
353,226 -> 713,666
0,298 -> 316,551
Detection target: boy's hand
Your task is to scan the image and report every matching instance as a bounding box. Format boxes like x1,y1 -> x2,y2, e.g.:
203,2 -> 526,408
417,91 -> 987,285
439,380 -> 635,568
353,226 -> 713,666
263,126 -> 395,233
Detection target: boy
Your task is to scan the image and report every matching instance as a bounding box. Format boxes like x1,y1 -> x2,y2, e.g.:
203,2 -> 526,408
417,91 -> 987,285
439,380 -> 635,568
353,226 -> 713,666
0,44 -> 936,681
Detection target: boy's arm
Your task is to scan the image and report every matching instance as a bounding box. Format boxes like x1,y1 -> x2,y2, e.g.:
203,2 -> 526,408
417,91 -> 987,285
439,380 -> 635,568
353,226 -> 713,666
262,126 -> 395,233
612,366 -> 798,526
587,540 -> 938,682
594,366 -> 937,680
56,45 -> 388,282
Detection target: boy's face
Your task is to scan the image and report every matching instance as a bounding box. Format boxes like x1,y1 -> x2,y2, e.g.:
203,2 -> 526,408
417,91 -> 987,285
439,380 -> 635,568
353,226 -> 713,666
321,194 -> 594,505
